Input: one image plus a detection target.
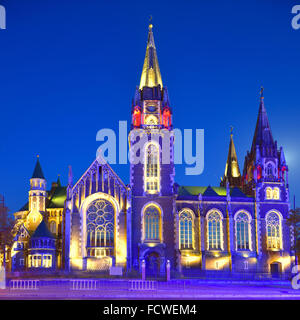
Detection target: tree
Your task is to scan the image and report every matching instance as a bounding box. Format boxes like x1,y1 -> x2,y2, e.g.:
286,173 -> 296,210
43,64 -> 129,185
286,208 -> 300,265
0,195 -> 13,267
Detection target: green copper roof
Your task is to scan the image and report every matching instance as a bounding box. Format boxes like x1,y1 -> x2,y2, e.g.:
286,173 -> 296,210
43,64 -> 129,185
48,186 -> 66,208
31,220 -> 55,239
32,157 -> 45,179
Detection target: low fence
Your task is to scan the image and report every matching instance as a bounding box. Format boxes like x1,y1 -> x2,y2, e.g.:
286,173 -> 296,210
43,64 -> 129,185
10,280 -> 39,290
7,275 -> 291,292
129,280 -> 157,291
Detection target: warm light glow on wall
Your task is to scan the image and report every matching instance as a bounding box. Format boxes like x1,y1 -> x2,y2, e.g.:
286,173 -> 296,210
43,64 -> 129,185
116,239 -> 127,265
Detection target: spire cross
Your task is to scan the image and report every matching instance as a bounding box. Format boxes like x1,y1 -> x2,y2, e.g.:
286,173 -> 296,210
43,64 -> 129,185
149,15 -> 153,29
260,86 -> 264,98
230,126 -> 234,135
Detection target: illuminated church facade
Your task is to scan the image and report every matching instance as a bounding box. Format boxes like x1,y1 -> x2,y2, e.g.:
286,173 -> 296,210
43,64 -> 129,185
9,24 -> 294,277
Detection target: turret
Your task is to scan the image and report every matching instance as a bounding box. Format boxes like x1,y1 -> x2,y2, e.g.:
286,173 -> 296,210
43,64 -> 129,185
243,88 -> 288,193
220,128 -> 242,188
27,156 -> 47,231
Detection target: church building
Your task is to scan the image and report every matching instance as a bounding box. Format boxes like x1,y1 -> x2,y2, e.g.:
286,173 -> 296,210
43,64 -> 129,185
9,24 -> 294,278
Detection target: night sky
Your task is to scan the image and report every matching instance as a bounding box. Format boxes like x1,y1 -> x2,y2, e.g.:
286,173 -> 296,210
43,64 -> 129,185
0,0 -> 299,213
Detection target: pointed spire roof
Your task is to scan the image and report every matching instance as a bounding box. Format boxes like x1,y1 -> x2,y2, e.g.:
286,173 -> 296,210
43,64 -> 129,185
31,155 -> 45,179
251,87 -> 275,153
139,22 -> 163,90
57,174 -> 61,187
221,129 -> 242,188
31,220 -> 55,239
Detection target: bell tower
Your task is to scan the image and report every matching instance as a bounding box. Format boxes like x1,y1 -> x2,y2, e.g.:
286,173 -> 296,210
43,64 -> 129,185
128,23 -> 176,275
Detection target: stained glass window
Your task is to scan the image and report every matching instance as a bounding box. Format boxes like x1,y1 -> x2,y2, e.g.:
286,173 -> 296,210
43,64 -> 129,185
235,212 -> 251,250
145,143 -> 160,193
144,205 -> 160,241
266,212 -> 282,250
179,210 -> 193,249
86,199 -> 114,257
207,211 -> 222,250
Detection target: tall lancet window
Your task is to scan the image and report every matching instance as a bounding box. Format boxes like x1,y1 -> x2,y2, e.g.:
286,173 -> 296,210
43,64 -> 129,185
207,210 -> 223,250
144,143 -> 160,194
179,210 -> 193,249
266,211 -> 282,250
144,205 -> 160,242
235,211 -> 251,250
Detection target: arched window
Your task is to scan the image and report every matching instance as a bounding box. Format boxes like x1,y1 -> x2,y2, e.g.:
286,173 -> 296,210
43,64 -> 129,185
207,210 -> 223,250
179,210 -> 193,249
86,199 -> 115,257
273,187 -> 280,200
235,211 -> 251,250
266,162 -> 274,177
49,221 -> 57,235
266,187 -> 273,200
266,211 -> 282,250
144,205 -> 160,242
144,143 -> 160,194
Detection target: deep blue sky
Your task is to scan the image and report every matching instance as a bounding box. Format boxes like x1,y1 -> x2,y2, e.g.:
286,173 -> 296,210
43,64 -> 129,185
0,0 -> 299,213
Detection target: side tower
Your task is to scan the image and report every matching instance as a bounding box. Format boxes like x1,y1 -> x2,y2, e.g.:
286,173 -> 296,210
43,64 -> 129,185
26,156 -> 47,232
128,23 -> 175,276
243,88 -> 293,274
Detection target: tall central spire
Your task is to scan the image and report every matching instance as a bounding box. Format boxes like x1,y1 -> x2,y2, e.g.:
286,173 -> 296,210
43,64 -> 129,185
139,23 -> 163,90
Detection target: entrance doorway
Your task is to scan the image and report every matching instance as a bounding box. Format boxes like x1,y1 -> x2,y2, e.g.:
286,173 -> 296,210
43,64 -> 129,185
270,262 -> 282,278
145,252 -> 160,279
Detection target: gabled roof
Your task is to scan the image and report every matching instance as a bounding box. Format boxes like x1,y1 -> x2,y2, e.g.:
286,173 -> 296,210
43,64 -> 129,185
31,220 -> 55,239
139,23 -> 163,90
202,186 -> 220,197
230,187 -> 248,198
32,156 -> 45,179
177,185 -> 252,201
177,186 -> 227,198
